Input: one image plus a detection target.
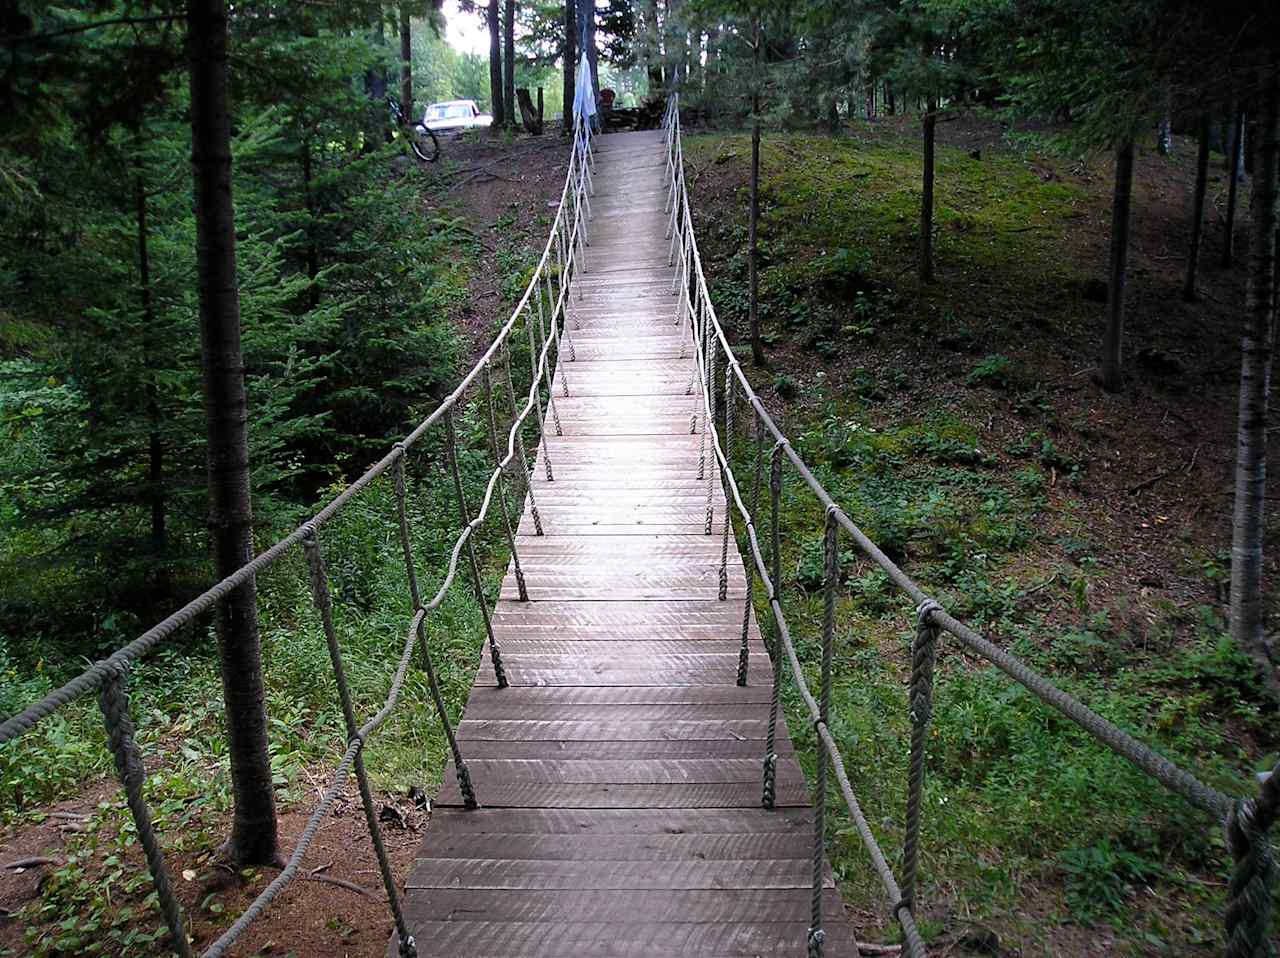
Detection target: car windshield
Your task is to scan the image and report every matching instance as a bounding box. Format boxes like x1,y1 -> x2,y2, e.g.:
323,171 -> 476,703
428,104 -> 472,119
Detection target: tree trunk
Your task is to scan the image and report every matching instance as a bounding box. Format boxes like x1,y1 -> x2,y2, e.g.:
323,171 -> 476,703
1225,108 -> 1245,268
919,101 -> 936,283
1100,139 -> 1135,393
503,0 -> 516,127
134,157 -> 167,599
1231,67 -> 1280,700
642,0 -> 662,94
488,0 -> 504,128
516,88 -> 543,134
187,0 -> 278,867
749,22 -> 764,367
562,0 -> 575,131
585,1 -> 599,108
1183,114 -> 1210,301
399,6 -> 413,122
886,81 -> 895,116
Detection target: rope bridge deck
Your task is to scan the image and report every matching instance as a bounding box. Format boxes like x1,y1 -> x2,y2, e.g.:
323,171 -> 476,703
394,129 -> 859,956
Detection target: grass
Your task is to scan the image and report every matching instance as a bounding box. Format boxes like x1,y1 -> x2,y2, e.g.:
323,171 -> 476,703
725,380 -> 1266,953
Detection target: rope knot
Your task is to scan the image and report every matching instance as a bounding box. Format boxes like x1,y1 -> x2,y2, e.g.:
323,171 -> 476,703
915,598 -> 943,631
806,926 -> 826,958
1225,796 -> 1276,958
300,522 -> 318,546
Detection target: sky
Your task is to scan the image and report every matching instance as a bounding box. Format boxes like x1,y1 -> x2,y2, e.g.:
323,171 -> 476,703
441,0 -> 490,57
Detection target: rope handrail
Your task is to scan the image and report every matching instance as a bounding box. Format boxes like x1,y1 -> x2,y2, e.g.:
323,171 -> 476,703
1,115 -> 599,958
661,91 -> 1278,958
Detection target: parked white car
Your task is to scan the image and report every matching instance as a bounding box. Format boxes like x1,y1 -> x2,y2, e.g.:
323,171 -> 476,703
422,100 -> 493,133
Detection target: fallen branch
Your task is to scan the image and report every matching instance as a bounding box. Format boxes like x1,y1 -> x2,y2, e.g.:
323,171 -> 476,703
302,874 -> 380,900
856,944 -> 902,956
1127,466 -> 1178,494
1128,446 -> 1200,494
3,856 -> 56,870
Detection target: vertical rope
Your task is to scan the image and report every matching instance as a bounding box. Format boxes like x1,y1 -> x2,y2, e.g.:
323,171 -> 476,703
903,598 -> 942,917
703,323 -> 717,535
809,507 -> 839,958
482,364 -> 529,600
301,530 -> 418,956
384,486 -> 480,808
1225,769 -> 1280,958
445,408 -> 508,688
97,667 -> 193,958
501,342 -> 547,532
763,443 -> 784,809
738,411 -> 765,687
530,303 -> 563,440
719,362 -> 735,602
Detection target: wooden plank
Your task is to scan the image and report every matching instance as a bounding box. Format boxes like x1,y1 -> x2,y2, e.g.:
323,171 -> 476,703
456,719 -> 774,740
414,832 -> 812,862
396,920 -> 863,956
463,685 -> 775,707
456,740 -> 789,760
437,781 -> 810,809
402,889 -> 846,922
421,807 -> 814,834
405,858 -> 830,891
460,699 -> 773,720
442,758 -> 804,786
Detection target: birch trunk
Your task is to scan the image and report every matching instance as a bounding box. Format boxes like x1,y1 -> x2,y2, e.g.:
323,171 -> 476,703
1231,67 -> 1280,700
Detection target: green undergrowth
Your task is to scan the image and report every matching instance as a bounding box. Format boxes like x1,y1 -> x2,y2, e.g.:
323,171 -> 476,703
0,392 -> 538,958
692,126 -> 1276,953
722,381 -> 1273,954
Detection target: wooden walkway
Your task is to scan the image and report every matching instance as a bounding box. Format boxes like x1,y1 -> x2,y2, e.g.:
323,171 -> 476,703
397,129 -> 858,957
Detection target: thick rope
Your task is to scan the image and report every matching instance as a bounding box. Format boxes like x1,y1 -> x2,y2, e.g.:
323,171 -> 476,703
1226,770 -> 1280,957
99,667 -> 193,958
738,412 -> 764,690
482,364 -> 530,601
808,508 -> 839,958
902,598 -> 942,915
719,363 -> 735,603
302,531 -> 416,957
762,444 -> 785,809
446,409 -> 508,688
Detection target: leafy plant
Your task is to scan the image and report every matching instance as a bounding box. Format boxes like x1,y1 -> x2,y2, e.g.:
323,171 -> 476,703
966,354 -> 1015,390
1058,840 -> 1160,924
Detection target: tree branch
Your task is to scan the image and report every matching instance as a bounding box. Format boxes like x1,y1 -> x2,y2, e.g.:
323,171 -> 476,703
8,15 -> 184,45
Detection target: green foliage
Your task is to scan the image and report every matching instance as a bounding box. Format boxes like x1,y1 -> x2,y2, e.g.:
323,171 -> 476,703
1058,840 -> 1160,923
966,353 -> 1014,389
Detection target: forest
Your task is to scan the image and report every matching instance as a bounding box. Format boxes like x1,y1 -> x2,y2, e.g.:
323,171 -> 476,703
1,0 -> 1279,956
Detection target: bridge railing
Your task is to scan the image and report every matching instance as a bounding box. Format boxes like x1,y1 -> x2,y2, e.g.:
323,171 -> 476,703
661,92 -> 1278,958
0,117 -> 597,957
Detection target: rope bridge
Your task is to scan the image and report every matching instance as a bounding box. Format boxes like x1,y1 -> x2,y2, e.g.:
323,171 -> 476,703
0,92 -> 1276,957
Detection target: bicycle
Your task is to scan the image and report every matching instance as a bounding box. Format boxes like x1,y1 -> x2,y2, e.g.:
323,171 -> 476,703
388,94 -> 440,163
